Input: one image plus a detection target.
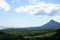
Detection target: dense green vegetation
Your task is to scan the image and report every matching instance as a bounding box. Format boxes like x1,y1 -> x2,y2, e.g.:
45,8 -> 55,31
0,28 -> 60,40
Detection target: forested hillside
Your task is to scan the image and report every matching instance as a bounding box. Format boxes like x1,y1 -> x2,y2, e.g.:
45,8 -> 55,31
0,28 -> 60,40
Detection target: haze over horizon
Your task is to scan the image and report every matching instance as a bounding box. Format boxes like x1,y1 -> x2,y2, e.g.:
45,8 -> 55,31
0,0 -> 60,28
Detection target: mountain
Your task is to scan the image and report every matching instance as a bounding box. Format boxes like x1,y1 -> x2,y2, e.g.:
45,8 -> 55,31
0,20 -> 60,30
40,20 -> 60,29
23,20 -> 60,30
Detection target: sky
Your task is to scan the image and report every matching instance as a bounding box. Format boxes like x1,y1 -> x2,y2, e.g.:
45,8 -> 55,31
0,0 -> 60,28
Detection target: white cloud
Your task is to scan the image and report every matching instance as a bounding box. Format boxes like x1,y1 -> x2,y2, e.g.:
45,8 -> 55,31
0,0 -> 10,11
15,1 -> 60,16
52,16 -> 60,22
29,0 -> 37,4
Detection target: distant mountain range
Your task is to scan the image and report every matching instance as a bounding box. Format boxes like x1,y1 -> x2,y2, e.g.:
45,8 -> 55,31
27,20 -> 60,30
0,20 -> 60,30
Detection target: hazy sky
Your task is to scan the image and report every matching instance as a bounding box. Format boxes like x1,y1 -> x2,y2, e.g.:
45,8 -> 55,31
0,0 -> 60,28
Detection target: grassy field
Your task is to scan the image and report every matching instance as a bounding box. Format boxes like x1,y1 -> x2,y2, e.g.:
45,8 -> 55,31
0,28 -> 60,40
24,32 -> 56,38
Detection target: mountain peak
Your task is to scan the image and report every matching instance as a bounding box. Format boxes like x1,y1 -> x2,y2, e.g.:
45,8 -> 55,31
50,20 -> 55,21
49,20 -> 59,24
50,20 -> 56,22
41,20 -> 60,29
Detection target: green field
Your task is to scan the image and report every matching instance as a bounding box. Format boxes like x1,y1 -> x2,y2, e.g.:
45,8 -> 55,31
0,28 -> 60,40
